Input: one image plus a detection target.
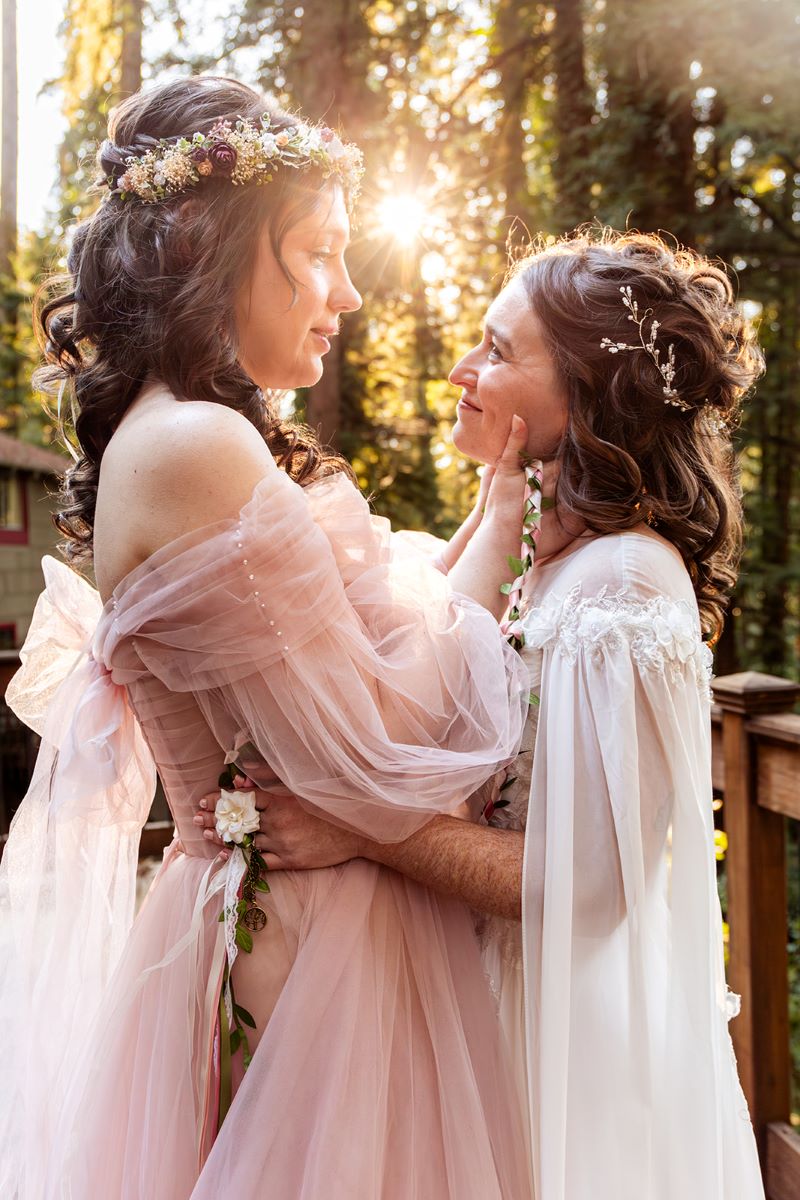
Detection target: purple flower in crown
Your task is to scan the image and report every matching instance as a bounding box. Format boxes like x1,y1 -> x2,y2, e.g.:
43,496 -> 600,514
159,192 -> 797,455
208,141 -> 237,175
320,127 -> 335,144
189,145 -> 209,164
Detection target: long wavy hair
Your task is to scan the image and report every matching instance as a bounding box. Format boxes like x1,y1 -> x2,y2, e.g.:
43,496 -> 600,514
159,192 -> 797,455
509,230 -> 765,640
34,75 -> 357,566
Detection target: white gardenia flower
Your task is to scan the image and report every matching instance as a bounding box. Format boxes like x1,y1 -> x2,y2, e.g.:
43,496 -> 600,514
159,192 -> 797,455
215,788 -> 260,845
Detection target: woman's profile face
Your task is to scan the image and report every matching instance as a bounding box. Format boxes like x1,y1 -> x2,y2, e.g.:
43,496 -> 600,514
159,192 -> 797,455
449,276 -> 568,465
235,184 -> 362,390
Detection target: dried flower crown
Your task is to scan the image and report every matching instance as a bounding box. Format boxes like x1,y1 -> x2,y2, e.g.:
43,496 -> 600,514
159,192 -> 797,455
601,285 -> 694,412
102,114 -> 364,207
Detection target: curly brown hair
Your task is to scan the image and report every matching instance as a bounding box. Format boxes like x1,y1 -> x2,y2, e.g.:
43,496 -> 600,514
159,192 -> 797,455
509,229 -> 764,640
34,75 -> 358,566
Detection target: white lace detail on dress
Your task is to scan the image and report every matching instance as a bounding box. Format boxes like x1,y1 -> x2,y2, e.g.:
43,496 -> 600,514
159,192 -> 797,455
521,585 -> 713,696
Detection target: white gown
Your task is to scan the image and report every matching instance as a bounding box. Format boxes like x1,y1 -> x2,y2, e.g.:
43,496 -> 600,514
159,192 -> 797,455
481,526 -> 765,1200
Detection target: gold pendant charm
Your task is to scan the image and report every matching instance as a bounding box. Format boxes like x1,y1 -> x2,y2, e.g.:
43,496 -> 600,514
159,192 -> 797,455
243,905 -> 267,932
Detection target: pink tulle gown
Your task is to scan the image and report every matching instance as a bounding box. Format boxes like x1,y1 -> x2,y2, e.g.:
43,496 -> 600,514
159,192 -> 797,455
0,446 -> 533,1199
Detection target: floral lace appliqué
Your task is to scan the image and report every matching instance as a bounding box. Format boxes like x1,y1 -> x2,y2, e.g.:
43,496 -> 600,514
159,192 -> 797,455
521,586 -> 713,695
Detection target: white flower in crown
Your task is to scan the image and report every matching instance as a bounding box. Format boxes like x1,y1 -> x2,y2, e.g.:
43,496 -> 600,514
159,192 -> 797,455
215,788 -> 260,845
302,125 -> 324,151
326,135 -> 348,161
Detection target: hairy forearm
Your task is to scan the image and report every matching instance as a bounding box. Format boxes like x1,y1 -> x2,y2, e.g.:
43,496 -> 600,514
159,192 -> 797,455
360,816 -> 524,920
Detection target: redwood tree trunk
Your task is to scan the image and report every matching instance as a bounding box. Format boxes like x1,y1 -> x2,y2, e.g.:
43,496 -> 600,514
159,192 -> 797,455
604,0 -> 697,239
1,0 -> 18,432
495,0 -> 530,224
291,0 -> 369,446
758,280 -> 797,673
551,0 -> 592,232
119,0 -> 143,97
1,0 -> 18,281
304,336 -> 342,447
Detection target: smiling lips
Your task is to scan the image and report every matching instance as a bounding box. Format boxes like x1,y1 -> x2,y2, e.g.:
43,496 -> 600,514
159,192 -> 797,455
457,392 -> 482,413
311,327 -> 338,351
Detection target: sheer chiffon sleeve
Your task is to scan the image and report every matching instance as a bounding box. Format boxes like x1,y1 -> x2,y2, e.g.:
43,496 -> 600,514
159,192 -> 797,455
98,462 -> 529,840
519,535 -> 764,1200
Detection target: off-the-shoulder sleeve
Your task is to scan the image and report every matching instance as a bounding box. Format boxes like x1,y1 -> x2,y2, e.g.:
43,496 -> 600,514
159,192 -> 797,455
98,464 -> 528,840
519,576 -> 764,1200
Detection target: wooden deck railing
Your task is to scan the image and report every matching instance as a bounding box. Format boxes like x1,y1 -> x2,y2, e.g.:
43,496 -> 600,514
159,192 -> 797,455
1,667 -> 799,1194
711,671 -> 800,1200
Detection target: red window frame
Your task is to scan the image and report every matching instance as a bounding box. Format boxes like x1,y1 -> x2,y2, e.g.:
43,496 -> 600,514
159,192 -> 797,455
0,473 -> 29,546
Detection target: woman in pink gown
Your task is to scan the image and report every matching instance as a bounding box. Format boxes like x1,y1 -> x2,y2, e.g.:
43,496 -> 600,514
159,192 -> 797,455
0,77 -> 534,1198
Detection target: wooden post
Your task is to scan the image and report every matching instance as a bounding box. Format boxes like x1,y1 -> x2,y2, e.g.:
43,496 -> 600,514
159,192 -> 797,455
712,671 -> 800,1163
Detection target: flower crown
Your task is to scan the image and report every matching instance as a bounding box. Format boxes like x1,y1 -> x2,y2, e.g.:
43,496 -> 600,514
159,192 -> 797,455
103,115 -> 364,207
601,285 -> 694,412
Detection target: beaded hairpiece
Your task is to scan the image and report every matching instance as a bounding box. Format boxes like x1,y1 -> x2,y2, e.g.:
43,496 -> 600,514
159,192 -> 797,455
101,115 -> 364,207
600,285 -> 693,412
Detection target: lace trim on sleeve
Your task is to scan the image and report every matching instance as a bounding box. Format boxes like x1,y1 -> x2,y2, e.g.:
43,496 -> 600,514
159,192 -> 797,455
521,585 -> 713,694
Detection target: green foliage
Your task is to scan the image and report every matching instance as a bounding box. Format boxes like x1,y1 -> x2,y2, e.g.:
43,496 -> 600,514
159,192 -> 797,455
53,0 -> 127,227
0,227 -> 65,446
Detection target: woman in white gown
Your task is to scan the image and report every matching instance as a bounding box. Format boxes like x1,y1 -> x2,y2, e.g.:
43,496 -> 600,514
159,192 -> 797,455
215,230 -> 768,1199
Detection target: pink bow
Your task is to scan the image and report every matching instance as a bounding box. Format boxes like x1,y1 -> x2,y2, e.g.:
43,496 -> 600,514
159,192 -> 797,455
7,556 -> 154,822
52,654 -> 143,814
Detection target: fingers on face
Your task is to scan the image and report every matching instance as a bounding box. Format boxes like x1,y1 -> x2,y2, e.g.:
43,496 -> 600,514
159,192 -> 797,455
497,415 -> 528,466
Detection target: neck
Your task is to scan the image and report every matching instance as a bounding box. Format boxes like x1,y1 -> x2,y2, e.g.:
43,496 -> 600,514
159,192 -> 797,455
535,506 -> 585,563
532,458 -> 586,563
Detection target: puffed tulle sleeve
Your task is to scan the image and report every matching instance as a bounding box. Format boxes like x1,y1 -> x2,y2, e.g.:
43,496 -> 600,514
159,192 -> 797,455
518,536 -> 765,1200
97,461 -> 529,840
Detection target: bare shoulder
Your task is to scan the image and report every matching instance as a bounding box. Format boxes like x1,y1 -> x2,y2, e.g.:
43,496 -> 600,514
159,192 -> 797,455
105,396 -> 273,512
95,392 -> 276,596
116,395 -> 271,477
